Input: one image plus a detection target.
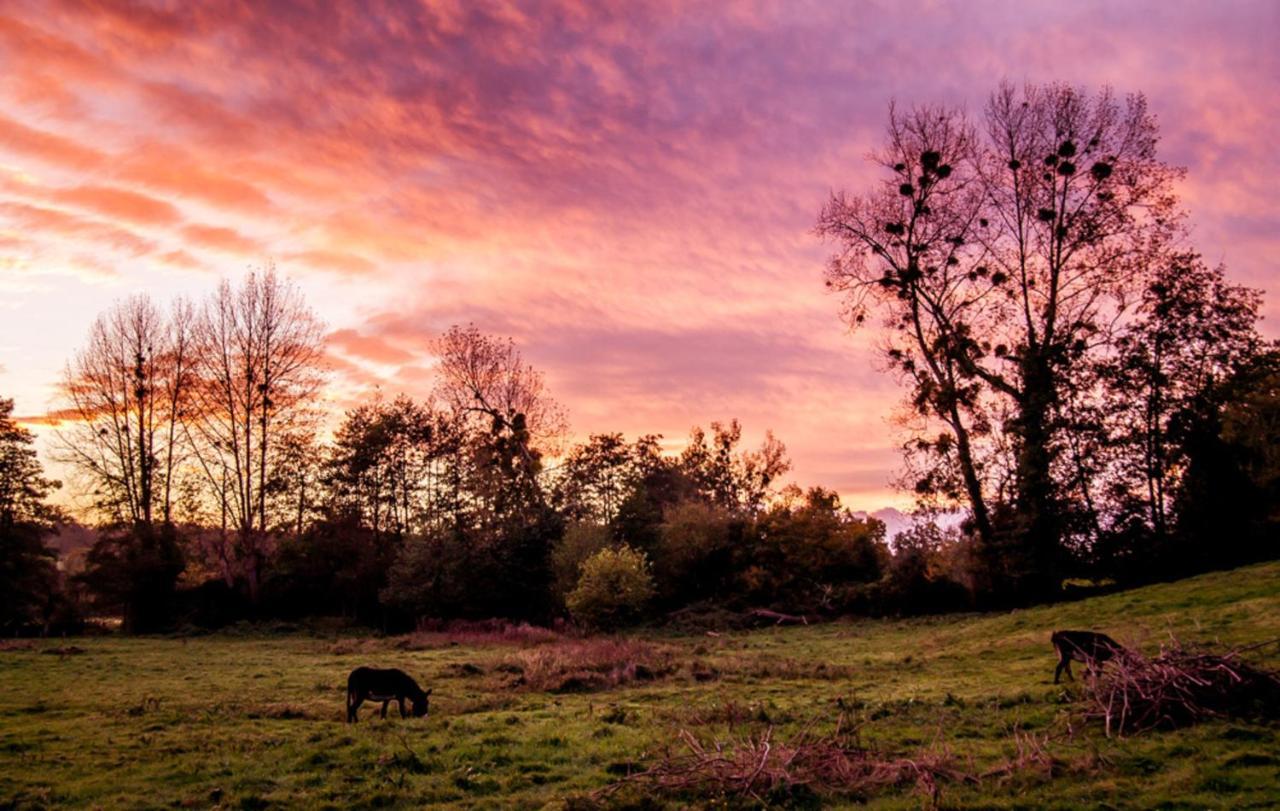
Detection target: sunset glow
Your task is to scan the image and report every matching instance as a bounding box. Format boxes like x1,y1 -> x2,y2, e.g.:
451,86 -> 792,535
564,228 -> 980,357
2,0 -> 1277,512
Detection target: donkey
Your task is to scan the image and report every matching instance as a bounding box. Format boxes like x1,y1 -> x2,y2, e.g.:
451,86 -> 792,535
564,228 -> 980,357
346,666 -> 431,722
1051,630 -> 1125,683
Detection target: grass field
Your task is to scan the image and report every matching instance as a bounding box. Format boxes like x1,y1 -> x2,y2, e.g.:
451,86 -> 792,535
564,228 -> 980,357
2,562 -> 1278,809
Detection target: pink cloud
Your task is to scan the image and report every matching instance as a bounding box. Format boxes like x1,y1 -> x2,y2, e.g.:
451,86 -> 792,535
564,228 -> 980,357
0,0 -> 1276,509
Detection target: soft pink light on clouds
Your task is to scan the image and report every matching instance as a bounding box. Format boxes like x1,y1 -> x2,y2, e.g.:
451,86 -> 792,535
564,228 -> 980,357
0,0 -> 1277,510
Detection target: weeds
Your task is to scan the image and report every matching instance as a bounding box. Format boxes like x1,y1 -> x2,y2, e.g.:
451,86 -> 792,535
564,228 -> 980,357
601,714 -> 972,806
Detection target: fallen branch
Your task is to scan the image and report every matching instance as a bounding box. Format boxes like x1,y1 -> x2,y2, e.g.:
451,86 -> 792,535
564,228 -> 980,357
750,609 -> 809,626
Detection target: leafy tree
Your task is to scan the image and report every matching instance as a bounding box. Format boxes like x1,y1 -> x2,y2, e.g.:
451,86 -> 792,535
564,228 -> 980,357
550,521 -> 612,606
678,420 -> 790,515
651,499 -> 739,606
555,433 -> 637,524
325,395 -> 451,540
1170,349 -> 1280,573
79,522 -> 184,633
1107,260 -> 1261,531
265,513 -> 393,624
0,397 -> 63,632
744,488 -> 888,611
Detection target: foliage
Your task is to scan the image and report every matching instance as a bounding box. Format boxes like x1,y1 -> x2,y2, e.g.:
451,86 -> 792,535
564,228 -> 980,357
883,520 -> 973,615
742,487 -> 888,612
0,397 -> 64,633
649,499 -> 738,607
551,521 -> 612,605
78,523 -> 184,633
566,545 -> 656,630
263,513 -> 397,625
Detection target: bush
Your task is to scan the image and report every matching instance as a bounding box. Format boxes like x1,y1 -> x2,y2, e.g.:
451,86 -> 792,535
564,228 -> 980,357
566,545 -> 655,630
551,522 -> 612,606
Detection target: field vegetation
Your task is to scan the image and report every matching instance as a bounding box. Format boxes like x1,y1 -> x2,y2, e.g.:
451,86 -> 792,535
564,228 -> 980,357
2,561 -> 1277,809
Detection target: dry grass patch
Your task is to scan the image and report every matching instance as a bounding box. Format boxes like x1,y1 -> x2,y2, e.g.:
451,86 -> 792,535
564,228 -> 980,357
501,637 -> 681,693
396,620 -> 562,650
602,715 -> 971,806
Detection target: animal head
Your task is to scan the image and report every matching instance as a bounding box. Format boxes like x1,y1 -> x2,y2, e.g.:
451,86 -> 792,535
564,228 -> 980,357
412,687 -> 432,718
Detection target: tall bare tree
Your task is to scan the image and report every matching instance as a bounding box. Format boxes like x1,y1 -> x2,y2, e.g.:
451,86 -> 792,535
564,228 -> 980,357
57,295 -> 195,527
187,265 -> 325,597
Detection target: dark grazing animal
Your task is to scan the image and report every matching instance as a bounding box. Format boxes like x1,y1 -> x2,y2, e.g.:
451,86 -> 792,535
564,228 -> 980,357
1051,630 -> 1124,683
346,667 -> 431,722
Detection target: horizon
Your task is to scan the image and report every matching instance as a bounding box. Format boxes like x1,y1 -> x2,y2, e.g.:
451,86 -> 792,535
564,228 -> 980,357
2,1 -> 1278,517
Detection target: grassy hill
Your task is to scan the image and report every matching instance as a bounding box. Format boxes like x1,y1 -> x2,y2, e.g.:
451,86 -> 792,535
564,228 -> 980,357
2,561 -> 1278,809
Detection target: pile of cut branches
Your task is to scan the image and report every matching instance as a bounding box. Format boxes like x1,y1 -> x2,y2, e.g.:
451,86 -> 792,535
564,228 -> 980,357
1084,638 -> 1280,737
600,715 -> 974,805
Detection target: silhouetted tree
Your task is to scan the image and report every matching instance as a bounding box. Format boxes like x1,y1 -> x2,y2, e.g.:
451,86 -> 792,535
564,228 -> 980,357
1094,257 -> 1264,577
56,295 -> 196,526
0,397 -> 64,633
79,522 -> 184,633
820,82 -> 1184,600
1170,349 -> 1280,573
187,265 -> 326,599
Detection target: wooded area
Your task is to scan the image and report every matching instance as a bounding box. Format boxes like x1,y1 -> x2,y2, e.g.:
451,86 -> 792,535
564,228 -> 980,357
2,83 -> 1277,637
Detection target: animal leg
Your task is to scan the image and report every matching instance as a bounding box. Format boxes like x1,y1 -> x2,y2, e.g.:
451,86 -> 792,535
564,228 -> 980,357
380,701 -> 389,719
348,693 -> 363,723
398,698 -> 407,718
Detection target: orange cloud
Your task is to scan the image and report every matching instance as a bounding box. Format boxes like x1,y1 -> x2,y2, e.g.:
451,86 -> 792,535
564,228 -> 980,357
49,185 -> 180,226
181,223 -> 261,255
328,328 -> 417,366
0,201 -> 154,256
117,149 -> 273,213
0,114 -> 104,171
0,0 -> 1275,510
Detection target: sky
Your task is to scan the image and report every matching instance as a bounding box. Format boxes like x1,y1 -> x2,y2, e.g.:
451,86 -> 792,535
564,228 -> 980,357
1,0 -> 1277,513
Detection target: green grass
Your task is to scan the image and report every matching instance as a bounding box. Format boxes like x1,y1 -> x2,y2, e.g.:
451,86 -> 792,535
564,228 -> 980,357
2,561 -> 1278,809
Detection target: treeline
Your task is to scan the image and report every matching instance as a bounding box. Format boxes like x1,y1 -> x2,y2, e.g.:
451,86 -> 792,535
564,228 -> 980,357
0,275 -> 915,632
3,257 -> 1272,636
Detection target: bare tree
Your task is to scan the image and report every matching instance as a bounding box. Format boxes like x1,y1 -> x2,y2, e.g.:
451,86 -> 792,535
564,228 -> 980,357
434,324 -> 567,508
187,265 -> 325,597
56,295 -> 194,527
